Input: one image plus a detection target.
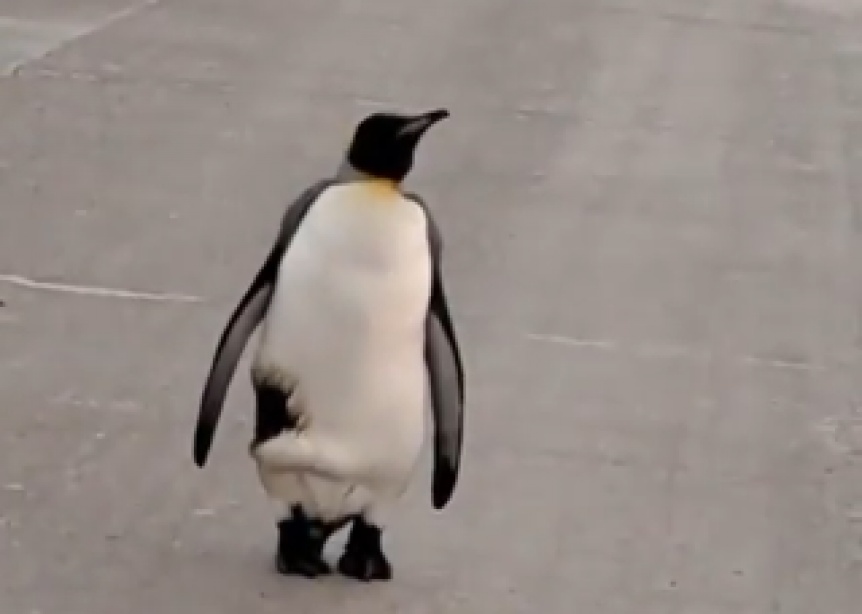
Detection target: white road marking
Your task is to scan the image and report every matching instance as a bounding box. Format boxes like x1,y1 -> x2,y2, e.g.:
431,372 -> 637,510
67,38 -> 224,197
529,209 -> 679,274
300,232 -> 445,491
0,274 -> 202,303
525,332 -> 838,372
2,0 -> 163,76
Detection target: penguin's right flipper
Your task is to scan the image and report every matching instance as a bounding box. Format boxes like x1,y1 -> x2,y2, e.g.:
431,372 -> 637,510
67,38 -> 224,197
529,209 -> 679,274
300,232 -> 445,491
406,193 -> 466,510
193,179 -> 337,467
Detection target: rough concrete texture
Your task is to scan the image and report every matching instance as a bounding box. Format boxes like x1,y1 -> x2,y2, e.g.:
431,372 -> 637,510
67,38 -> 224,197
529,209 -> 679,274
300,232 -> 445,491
1,0 -> 862,612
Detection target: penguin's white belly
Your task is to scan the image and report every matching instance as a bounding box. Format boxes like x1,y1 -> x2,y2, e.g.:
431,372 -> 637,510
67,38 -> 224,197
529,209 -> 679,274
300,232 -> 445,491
252,186 -> 432,520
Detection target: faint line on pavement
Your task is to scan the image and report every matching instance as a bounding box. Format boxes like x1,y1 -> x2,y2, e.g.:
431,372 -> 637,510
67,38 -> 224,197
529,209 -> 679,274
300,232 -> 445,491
0,274 -> 203,303
525,332 -> 837,372
595,3 -> 816,37
6,0 -> 163,77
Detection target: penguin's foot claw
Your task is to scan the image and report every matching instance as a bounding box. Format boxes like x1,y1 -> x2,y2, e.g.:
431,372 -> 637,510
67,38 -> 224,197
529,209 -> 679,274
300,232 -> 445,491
275,550 -> 331,578
274,506 -> 333,579
337,518 -> 392,581
337,548 -> 392,581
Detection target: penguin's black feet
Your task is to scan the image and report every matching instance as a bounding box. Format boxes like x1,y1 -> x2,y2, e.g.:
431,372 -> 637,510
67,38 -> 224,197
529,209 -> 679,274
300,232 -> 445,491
337,517 -> 392,581
276,549 -> 330,578
275,506 -> 332,578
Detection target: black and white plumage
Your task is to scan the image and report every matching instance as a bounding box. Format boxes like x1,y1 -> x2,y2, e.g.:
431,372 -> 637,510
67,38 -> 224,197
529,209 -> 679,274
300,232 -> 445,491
193,109 -> 465,581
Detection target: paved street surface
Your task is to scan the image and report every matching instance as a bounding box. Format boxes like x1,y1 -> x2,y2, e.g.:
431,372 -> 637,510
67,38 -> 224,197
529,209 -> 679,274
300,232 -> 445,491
2,0 -> 862,612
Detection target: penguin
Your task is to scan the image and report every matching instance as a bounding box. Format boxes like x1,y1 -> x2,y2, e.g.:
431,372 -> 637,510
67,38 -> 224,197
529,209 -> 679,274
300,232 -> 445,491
192,108 -> 465,582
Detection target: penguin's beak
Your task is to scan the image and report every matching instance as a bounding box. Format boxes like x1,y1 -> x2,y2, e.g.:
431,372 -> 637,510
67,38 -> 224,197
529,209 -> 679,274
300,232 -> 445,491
397,109 -> 450,139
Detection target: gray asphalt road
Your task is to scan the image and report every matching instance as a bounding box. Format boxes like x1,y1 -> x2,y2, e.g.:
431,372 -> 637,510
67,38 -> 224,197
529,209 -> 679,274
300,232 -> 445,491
2,0 -> 862,612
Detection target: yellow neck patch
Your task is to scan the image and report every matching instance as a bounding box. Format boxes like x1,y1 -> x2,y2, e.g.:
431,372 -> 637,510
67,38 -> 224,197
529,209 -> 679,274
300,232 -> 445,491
356,178 -> 400,202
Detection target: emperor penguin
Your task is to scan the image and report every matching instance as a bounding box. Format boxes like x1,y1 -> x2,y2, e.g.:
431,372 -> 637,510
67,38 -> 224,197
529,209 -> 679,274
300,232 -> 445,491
192,108 -> 465,582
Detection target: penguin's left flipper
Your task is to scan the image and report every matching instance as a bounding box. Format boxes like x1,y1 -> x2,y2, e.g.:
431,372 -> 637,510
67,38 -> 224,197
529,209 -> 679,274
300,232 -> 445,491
407,193 -> 466,510
193,179 -> 338,468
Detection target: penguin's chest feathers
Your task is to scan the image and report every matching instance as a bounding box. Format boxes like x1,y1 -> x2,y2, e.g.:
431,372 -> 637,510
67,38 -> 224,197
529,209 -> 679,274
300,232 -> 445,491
274,184 -> 433,339
255,184 -> 431,456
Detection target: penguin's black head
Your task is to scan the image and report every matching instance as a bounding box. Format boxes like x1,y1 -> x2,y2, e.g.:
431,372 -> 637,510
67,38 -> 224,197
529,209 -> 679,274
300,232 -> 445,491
346,109 -> 449,182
